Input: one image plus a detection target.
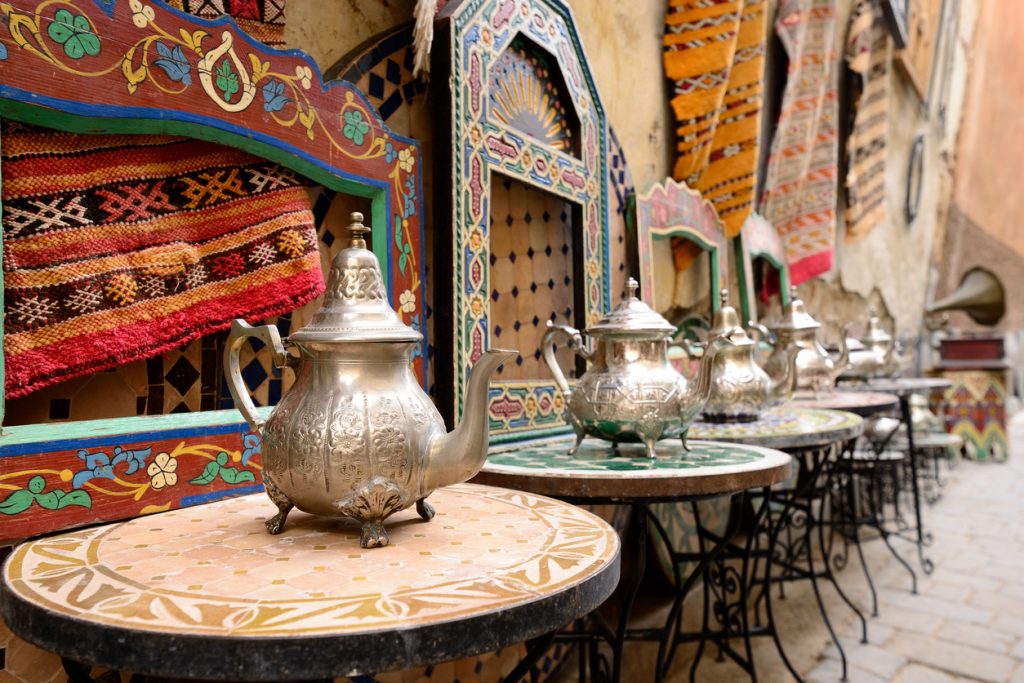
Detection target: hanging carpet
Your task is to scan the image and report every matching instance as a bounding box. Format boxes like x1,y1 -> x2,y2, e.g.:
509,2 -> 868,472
758,0 -> 840,284
663,0 -> 767,271
0,0 -> 323,400
844,0 -> 891,241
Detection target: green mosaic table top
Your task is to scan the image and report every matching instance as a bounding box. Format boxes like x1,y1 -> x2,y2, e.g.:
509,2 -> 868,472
689,407 -> 863,449
476,439 -> 791,501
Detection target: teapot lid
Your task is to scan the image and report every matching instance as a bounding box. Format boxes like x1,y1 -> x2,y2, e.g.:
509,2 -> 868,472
771,286 -> 821,332
288,213 -> 422,344
707,289 -> 754,345
588,278 -> 676,337
861,311 -> 892,344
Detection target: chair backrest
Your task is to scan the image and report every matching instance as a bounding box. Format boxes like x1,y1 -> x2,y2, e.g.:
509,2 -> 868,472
735,211 -> 791,324
631,178 -> 727,314
0,0 -> 425,542
432,0 -> 612,443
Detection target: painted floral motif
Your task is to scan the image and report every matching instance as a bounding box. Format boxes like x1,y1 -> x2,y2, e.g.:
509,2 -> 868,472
147,452 -> 178,490
189,451 -> 257,486
47,8 -> 100,59
399,289 -> 416,313
128,0 -> 154,28
342,109 -> 370,145
398,147 -> 415,172
0,476 -> 91,515
153,41 -> 190,84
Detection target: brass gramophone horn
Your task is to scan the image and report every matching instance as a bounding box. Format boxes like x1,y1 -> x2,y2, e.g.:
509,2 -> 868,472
926,267 -> 1006,326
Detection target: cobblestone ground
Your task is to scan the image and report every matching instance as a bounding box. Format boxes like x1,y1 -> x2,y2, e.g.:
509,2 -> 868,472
601,412 -> 1024,682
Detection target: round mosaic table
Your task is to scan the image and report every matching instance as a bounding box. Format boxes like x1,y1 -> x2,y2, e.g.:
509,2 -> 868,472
689,406 -> 863,450
477,440 -> 791,682
785,391 -> 899,417
839,376 -> 953,396
0,484 -> 620,681
478,439 -> 792,502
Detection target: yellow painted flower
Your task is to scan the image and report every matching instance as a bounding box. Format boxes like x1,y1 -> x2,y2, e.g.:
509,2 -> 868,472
398,148 -> 415,173
129,0 -> 154,27
294,65 -> 313,89
470,295 -> 484,317
147,452 -> 178,490
469,229 -> 483,251
399,289 -> 416,313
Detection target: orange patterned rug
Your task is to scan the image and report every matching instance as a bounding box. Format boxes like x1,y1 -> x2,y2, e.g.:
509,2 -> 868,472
758,0 -> 840,284
663,0 -> 767,270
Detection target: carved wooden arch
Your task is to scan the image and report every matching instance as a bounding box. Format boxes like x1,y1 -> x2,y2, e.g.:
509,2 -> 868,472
0,0 -> 425,541
736,212 -> 791,324
433,0 -> 610,441
632,178 -> 726,315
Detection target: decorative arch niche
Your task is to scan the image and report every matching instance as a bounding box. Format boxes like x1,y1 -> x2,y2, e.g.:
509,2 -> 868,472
434,0 -> 610,441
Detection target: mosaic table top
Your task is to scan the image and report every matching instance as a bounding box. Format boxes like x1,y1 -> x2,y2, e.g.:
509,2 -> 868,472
689,407 -> 863,450
476,440 -> 791,501
1,484 -> 620,680
839,376 -> 954,396
785,391 -> 899,417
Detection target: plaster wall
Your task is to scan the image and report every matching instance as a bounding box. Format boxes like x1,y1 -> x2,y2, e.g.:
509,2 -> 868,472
283,0 -> 976,340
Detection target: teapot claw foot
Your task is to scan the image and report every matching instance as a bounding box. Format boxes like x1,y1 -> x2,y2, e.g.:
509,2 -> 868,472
416,497 -> 435,521
643,439 -> 657,459
360,521 -> 390,548
680,432 -> 692,453
263,476 -> 293,535
567,432 -> 585,456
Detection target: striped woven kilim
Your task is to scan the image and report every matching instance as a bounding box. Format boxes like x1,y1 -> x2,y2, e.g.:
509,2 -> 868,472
844,0 -> 891,241
0,0 -> 324,400
663,0 -> 767,271
758,0 -> 839,284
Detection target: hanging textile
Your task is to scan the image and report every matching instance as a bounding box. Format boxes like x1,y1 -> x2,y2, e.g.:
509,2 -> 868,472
844,0 -> 891,241
758,0 -> 840,284
663,0 -> 767,271
0,0 -> 324,399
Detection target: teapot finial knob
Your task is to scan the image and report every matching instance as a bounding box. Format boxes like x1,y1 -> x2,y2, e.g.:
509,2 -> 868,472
720,288 -> 729,306
790,285 -> 798,299
348,212 -> 370,249
626,277 -> 639,300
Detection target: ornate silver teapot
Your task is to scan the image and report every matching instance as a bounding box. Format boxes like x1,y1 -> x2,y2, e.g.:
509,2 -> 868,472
760,287 -> 849,395
697,289 -> 799,422
845,311 -> 902,378
541,278 -> 723,458
224,213 -> 514,548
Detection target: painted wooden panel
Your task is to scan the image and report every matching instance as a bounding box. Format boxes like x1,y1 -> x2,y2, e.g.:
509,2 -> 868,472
0,0 -> 425,538
433,0 -> 610,442
633,177 -> 726,313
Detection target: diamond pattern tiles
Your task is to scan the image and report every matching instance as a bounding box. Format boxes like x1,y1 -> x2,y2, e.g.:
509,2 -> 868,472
490,178 -> 576,382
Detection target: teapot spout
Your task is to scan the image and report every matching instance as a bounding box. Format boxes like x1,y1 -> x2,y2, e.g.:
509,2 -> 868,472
829,325 -> 851,382
685,338 -> 724,406
425,349 -> 516,491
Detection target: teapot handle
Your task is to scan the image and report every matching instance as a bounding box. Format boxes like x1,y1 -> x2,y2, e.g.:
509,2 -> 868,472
224,319 -> 291,433
541,322 -> 589,398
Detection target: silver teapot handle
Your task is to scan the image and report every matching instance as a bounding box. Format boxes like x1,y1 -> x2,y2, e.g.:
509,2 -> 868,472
224,319 -> 291,433
746,321 -> 776,346
541,321 -> 590,398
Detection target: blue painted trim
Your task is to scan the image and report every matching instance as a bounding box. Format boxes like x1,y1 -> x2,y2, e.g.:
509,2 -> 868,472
180,484 -> 264,507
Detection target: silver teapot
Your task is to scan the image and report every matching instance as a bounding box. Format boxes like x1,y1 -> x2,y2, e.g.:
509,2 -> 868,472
541,278 -> 723,458
225,213 -> 514,548
845,311 -> 902,378
760,287 -> 849,395
696,289 -> 799,422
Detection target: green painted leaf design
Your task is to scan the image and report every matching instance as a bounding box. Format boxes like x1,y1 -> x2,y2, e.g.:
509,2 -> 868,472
219,467 -> 256,485
189,460 -> 221,485
47,9 -> 100,59
0,489 -> 34,515
398,253 -> 408,274
215,59 -> 239,101
57,490 -> 92,510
